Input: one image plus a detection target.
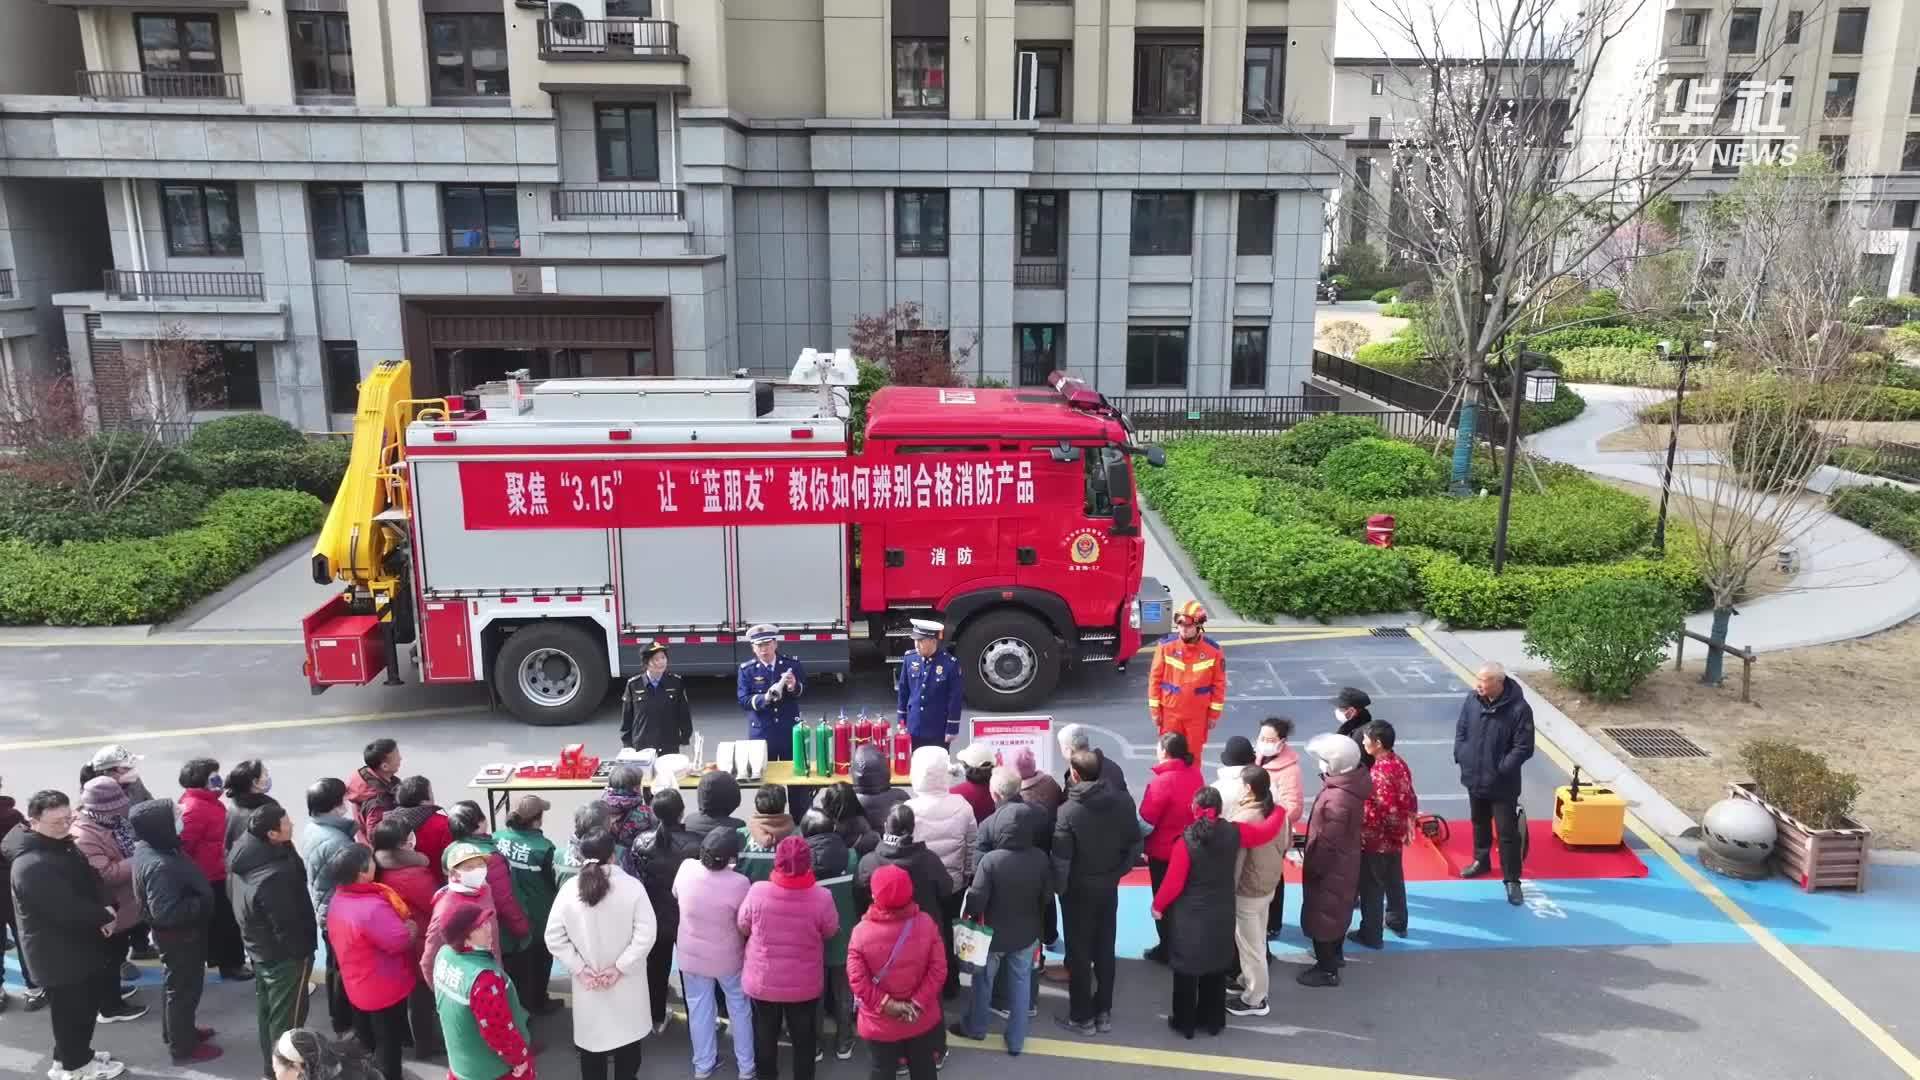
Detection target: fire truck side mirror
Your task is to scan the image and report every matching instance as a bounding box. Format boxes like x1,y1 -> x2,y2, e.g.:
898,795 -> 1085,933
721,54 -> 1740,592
1142,446 -> 1167,468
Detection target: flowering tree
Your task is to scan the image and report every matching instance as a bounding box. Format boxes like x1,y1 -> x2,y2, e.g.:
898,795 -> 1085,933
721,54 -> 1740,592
847,302 -> 978,387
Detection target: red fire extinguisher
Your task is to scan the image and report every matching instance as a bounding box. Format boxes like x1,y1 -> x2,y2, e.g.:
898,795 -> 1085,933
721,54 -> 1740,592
833,711 -> 853,775
853,709 -> 874,753
891,721 -> 912,777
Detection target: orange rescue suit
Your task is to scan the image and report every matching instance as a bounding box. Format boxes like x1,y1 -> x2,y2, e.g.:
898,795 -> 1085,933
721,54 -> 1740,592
1148,632 -> 1226,758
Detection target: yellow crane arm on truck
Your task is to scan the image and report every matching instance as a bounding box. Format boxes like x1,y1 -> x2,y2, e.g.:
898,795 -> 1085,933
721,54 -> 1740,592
310,359 -> 418,598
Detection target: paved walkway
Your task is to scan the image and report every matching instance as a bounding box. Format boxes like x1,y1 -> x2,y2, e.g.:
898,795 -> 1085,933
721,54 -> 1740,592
1457,383 -> 1920,671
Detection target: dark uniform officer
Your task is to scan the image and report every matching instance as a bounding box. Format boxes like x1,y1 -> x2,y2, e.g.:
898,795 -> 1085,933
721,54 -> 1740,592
896,618 -> 963,751
620,642 -> 694,755
737,623 -> 806,760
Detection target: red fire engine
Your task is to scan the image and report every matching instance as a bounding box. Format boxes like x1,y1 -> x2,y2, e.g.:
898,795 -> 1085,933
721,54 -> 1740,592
303,350 -> 1170,725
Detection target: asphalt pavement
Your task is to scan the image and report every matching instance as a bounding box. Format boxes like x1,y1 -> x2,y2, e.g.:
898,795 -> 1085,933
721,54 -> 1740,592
2,628 -> 1917,1080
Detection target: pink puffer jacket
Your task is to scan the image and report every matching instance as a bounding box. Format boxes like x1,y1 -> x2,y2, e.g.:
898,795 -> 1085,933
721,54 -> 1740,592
672,860 -> 751,978
1260,745 -> 1306,825
736,877 -> 838,1002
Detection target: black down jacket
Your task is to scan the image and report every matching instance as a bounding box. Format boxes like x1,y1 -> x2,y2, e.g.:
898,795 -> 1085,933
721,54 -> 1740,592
132,799 -> 214,933
5,824 -> 113,987
1453,677 -> 1536,801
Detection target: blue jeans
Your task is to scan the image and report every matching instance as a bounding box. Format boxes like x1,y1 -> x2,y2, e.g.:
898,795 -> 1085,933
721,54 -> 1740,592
686,972 -> 756,1076
963,948 -> 1033,1054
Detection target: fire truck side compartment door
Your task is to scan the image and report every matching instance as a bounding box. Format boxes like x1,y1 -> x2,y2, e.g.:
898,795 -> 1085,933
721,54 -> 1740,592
412,461 -> 611,592
618,527 -> 730,628
420,600 -> 475,682
736,525 -> 844,628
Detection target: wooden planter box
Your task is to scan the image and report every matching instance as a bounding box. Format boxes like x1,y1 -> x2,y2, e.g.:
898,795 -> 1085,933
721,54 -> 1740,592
1729,782 -> 1871,892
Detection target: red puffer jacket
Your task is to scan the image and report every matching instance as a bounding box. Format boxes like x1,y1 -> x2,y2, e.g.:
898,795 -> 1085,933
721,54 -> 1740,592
327,883 -> 418,1012
1139,758 -> 1204,863
846,893 -> 945,1043
177,787 -> 229,883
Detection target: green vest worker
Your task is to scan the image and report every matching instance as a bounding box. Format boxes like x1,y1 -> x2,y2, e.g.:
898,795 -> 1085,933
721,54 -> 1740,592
430,906 -> 534,1080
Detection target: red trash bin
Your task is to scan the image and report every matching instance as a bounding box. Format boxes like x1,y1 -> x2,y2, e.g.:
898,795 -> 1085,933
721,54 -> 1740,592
1365,513 -> 1396,548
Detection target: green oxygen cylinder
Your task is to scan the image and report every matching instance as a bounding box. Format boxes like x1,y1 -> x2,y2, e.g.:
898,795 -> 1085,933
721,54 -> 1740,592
813,715 -> 833,777
791,721 -> 812,776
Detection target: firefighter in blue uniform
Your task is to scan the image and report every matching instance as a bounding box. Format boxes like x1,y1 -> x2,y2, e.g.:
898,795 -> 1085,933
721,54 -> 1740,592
896,619 -> 963,751
737,623 -> 806,760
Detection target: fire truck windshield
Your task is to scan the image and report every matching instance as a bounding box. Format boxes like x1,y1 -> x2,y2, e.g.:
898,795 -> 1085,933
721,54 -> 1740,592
1084,446 -> 1128,517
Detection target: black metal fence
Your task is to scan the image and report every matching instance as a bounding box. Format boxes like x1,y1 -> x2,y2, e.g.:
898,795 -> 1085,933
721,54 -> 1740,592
536,18 -> 679,59
1112,393 -> 1339,436
1310,349 -> 1515,446
1863,441 -> 1920,483
77,70 -> 242,100
103,269 -> 266,300
550,187 -> 684,220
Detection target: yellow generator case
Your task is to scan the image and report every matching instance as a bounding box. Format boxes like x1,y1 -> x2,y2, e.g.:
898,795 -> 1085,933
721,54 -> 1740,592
1553,768 -> 1628,847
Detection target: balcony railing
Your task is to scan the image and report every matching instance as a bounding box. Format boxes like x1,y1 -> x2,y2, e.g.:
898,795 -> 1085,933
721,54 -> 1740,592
0,269 -> 13,299
103,269 -> 266,301
550,187 -> 685,220
536,19 -> 679,60
1013,262 -> 1065,289
77,70 -> 242,101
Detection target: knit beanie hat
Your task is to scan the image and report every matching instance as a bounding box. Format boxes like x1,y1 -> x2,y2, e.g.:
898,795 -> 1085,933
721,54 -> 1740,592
1014,748 -> 1038,779
774,834 -> 812,877
1220,736 -> 1255,768
870,864 -> 913,910
82,776 -> 130,816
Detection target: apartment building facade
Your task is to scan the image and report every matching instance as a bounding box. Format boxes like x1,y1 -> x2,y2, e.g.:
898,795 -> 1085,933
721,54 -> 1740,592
1579,0 -> 1920,294
0,0 -> 1343,432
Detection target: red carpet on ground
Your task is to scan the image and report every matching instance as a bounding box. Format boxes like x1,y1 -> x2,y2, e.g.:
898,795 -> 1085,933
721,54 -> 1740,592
1119,818 -> 1645,887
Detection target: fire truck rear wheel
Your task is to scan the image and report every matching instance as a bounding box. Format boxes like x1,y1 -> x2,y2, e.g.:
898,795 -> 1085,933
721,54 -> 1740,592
957,609 -> 1058,712
493,622 -> 609,727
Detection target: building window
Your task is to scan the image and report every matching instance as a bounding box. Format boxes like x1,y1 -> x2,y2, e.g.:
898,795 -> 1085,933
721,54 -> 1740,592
895,191 -> 948,256
1717,72 -> 1752,121
1779,75 -> 1794,111
1711,138 -> 1742,174
324,341 -> 361,413
190,342 -> 262,410
1367,116 -> 1382,139
1826,73 -> 1857,117
160,181 -> 242,256
136,14 -> 221,74
1018,192 -> 1063,257
1905,134 -> 1920,173
1833,8 -> 1868,54
1230,327 -> 1267,390
309,184 -> 367,259
1912,69 -> 1920,115
595,104 -> 659,181
443,185 -> 519,255
1676,11 -> 1704,46
1136,35 -> 1202,120
1370,73 -> 1385,95
1125,326 -> 1188,389
1016,324 -> 1063,387
1242,34 -> 1285,118
290,12 -> 353,96
1819,134 -> 1848,168
1237,192 -> 1276,256
1894,201 -> 1919,229
1726,7 -> 1759,53
1129,192 -> 1194,256
1784,9 -> 1803,44
893,39 -> 948,114
1018,45 -> 1065,119
427,15 -> 509,98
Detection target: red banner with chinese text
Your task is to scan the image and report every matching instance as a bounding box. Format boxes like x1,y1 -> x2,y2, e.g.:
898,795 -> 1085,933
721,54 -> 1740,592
455,456 -> 1076,530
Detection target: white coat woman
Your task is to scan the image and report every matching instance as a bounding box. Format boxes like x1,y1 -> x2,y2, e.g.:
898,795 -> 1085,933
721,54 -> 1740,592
904,745 -> 976,997
545,829 -> 658,1080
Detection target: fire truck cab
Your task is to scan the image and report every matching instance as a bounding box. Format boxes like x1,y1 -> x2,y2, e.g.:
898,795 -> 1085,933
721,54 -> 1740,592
304,352 -> 1169,726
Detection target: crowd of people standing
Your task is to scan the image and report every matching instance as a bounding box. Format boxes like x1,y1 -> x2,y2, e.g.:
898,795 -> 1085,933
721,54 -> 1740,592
0,653 -> 1535,1080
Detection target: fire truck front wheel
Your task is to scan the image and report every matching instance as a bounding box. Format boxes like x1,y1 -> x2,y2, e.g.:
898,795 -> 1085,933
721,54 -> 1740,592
493,622 -> 610,727
957,609 -> 1059,712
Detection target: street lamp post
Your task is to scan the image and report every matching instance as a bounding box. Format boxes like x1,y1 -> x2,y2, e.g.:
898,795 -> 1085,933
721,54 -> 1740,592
1653,336 -> 1715,553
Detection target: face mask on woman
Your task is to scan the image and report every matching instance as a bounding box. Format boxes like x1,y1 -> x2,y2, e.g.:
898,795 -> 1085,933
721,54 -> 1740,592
1255,739 -> 1280,757
456,866 -> 489,890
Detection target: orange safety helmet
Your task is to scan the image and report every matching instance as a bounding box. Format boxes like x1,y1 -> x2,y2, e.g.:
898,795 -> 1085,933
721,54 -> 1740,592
1175,600 -> 1208,625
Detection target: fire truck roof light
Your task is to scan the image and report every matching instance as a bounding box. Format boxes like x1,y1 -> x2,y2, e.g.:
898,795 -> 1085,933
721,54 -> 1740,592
790,428 -> 814,439
432,430 -> 457,442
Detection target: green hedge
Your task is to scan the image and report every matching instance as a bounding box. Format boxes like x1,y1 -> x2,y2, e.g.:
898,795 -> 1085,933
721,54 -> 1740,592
1830,484 -> 1920,552
1352,330 -> 1429,372
1551,346 -> 1674,387
1406,541 -> 1710,629
1376,302 -> 1426,320
190,440 -> 352,499
1320,437 -> 1443,499
1176,509 -> 1419,621
185,414 -> 306,454
0,479 -> 209,544
1523,325 -> 1661,353
1520,384 -> 1588,434
1371,288 -> 1399,303
1637,383 -> 1920,423
0,489 -> 326,625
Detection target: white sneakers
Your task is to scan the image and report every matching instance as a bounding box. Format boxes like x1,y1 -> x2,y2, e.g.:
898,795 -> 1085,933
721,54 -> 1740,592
47,1056 -> 126,1080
